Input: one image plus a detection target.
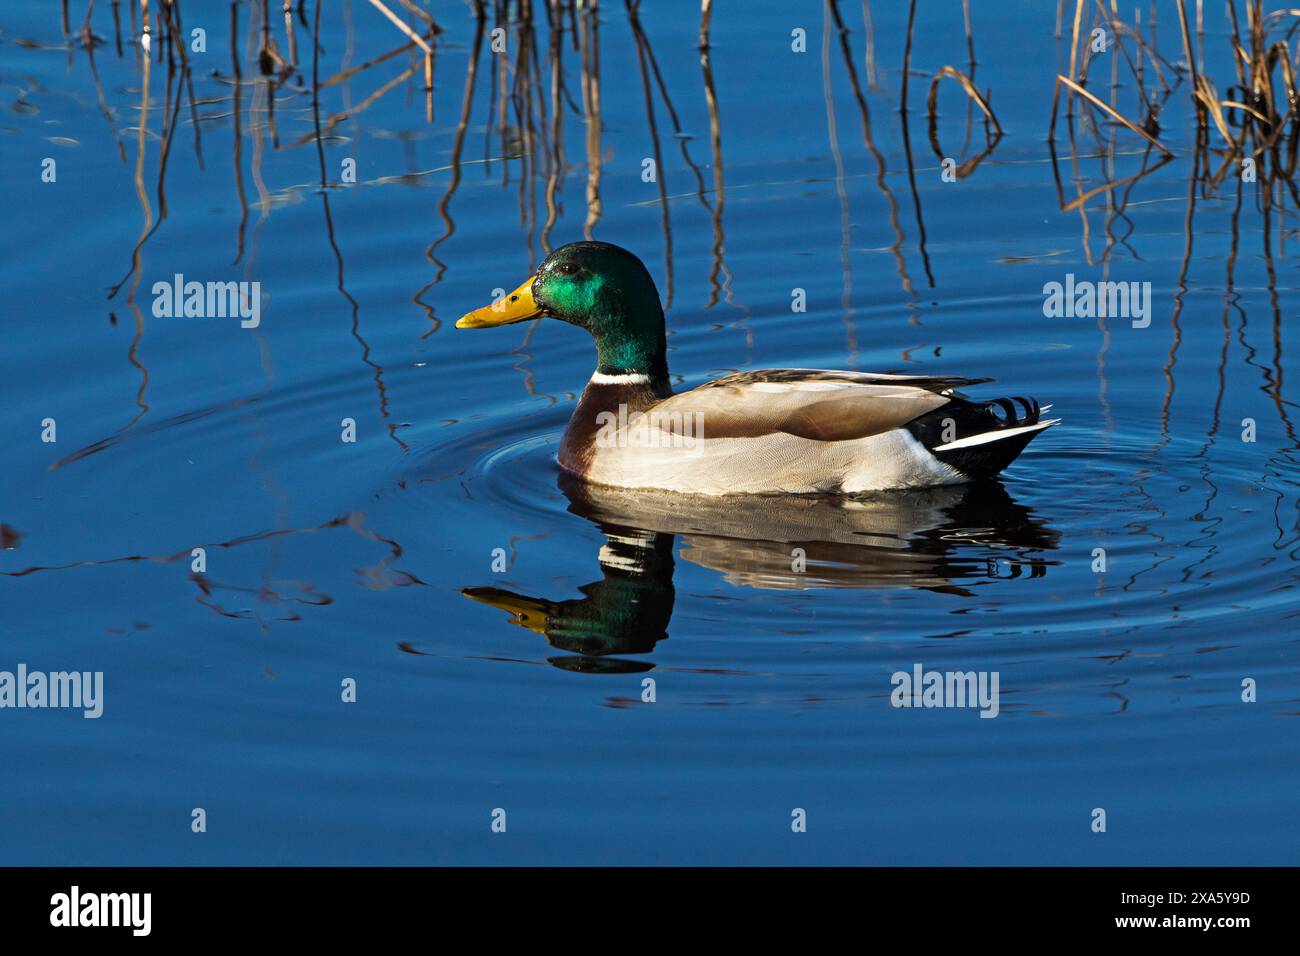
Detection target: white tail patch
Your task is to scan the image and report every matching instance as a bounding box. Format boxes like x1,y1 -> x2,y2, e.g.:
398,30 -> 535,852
932,418 -> 1060,451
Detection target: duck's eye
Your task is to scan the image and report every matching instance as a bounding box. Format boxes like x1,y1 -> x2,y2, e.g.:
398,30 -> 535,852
557,261 -> 579,276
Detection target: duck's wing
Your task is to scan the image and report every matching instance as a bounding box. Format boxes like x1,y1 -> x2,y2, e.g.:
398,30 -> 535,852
654,369 -> 969,441
696,368 -> 994,395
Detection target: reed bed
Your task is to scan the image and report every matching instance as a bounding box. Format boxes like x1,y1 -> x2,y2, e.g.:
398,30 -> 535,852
1051,0 -> 1300,204
46,0 -> 1300,466
58,0 -> 1300,297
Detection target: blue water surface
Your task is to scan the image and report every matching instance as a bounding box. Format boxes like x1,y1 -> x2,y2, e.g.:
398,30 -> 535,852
1,0 -> 1298,864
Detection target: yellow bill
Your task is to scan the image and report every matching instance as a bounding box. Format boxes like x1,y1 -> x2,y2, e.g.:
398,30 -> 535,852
455,275 -> 542,328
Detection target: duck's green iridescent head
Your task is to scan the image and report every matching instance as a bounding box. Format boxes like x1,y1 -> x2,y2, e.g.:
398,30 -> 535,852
456,241 -> 668,381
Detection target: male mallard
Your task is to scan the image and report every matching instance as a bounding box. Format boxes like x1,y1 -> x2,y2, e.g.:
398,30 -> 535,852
456,241 -> 1058,495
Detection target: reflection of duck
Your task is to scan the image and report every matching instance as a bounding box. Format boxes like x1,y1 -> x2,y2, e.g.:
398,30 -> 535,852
463,475 -> 1058,671
456,242 -> 1058,494
464,523 -> 673,674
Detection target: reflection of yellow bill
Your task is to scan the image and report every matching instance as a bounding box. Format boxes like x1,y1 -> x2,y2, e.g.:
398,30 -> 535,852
455,275 -> 542,328
461,587 -> 550,635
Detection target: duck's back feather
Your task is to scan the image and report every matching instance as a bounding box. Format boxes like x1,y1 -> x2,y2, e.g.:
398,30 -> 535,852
659,368 -> 1047,448
654,371 -> 957,442
695,368 -> 993,394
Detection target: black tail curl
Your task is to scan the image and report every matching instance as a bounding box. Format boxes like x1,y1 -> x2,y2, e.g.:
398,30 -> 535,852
985,395 -> 1041,427
904,393 -> 1047,480
905,394 -> 1042,448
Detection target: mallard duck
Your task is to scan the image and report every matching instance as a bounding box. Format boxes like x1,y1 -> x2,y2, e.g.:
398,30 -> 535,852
456,241 -> 1058,494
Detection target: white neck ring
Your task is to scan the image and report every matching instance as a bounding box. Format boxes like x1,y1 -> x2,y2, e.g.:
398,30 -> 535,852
590,371 -> 650,385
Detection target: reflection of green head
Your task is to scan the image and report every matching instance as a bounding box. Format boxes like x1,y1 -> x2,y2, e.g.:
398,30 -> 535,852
461,520 -> 675,667
533,242 -> 668,380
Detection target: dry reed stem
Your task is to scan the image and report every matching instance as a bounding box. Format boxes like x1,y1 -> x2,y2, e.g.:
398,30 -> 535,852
367,0 -> 431,54
1220,99 -> 1271,124
320,39 -> 416,90
926,65 -> 1002,135
1056,73 -> 1175,155
1174,0 -> 1205,122
1194,75 -> 1235,143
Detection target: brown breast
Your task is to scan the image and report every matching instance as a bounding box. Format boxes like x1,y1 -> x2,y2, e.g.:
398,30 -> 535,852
559,380 -> 666,477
